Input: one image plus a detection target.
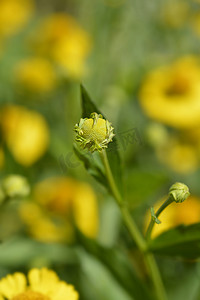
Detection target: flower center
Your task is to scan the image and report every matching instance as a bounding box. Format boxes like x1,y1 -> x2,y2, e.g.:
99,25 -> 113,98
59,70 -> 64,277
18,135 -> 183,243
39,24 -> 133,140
11,290 -> 51,300
165,76 -> 191,97
82,118 -> 107,143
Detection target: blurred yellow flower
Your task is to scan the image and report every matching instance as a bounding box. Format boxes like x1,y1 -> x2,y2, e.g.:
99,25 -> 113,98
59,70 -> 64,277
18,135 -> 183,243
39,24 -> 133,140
139,56 -> 200,128
147,122 -> 200,174
0,0 -> 34,38
0,267 -> 78,300
190,11 -> 200,36
33,13 -> 91,78
160,0 -> 189,28
19,177 -> 99,243
0,105 -> 49,166
145,195 -> 200,239
156,139 -> 199,174
15,57 -> 56,93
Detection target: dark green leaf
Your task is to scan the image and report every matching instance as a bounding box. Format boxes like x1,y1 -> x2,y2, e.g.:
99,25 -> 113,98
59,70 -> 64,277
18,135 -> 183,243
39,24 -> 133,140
76,85 -> 123,194
148,223 -> 200,258
81,85 -> 101,118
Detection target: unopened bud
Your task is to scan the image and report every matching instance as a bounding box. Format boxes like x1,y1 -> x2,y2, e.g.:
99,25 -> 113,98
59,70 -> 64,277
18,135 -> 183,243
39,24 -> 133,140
169,182 -> 190,203
2,175 -> 30,198
74,112 -> 115,152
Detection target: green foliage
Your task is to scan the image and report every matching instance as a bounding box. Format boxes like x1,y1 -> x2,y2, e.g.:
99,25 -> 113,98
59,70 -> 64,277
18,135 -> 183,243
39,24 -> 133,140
78,232 -> 153,300
148,223 -> 200,258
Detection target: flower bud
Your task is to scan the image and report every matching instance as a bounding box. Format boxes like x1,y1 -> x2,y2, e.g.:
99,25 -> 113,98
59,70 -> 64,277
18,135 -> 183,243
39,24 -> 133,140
2,175 -> 30,198
169,182 -> 190,203
74,112 -> 115,152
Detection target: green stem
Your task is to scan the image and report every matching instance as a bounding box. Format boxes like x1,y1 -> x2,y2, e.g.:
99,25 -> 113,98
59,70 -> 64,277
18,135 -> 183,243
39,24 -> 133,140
99,149 -> 122,206
146,197 -> 173,241
99,149 -> 168,300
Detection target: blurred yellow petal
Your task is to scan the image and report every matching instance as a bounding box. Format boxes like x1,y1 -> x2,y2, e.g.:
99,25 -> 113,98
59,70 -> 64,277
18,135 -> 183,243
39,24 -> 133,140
1,105 -> 49,166
52,282 -> 79,300
28,268 -> 59,295
33,13 -> 91,79
157,141 -> 199,174
15,58 -> 56,93
19,177 -> 99,243
139,56 -> 200,128
73,183 -> 99,238
0,273 -> 26,299
0,0 -> 34,37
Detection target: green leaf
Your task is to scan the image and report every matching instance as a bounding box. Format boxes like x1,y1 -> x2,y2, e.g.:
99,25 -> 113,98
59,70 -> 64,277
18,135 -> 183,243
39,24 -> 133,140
76,85 -> 123,194
78,232 -> 153,300
81,85 -> 102,118
125,169 -> 169,204
0,236 -> 78,267
148,223 -> 200,258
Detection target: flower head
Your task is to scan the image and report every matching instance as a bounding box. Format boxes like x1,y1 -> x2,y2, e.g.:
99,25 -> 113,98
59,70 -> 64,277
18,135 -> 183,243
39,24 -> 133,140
139,56 -> 200,128
75,113 -> 115,152
169,182 -> 190,203
2,175 -> 30,198
0,0 -> 34,38
19,177 -> 99,243
0,105 -> 49,166
15,57 -> 56,93
32,13 -> 91,78
0,268 -> 78,300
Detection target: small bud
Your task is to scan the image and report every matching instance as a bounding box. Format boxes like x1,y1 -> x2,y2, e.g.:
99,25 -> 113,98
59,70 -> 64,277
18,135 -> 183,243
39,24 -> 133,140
169,182 -> 190,203
74,112 -> 115,152
2,175 -> 30,198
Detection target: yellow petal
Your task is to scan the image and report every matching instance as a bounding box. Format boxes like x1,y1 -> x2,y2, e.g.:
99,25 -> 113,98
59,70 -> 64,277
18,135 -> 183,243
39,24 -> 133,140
0,273 -> 26,299
52,282 -> 79,300
28,268 -> 59,295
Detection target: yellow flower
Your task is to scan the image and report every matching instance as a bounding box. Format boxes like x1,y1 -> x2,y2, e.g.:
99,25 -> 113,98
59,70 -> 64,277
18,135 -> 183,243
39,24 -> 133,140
0,105 -> 49,166
159,0 -> 189,28
19,177 -> 99,243
0,268 -> 78,300
145,196 -> 200,239
0,0 -> 34,38
15,58 -> 56,93
33,13 -> 91,78
139,56 -> 200,128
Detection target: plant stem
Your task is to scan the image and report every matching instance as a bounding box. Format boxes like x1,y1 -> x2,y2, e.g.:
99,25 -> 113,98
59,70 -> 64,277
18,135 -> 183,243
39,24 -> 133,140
146,197 -> 173,241
99,149 -> 168,300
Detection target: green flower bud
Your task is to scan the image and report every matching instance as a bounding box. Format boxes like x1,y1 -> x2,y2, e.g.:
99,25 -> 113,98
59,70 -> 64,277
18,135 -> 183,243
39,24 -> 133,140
169,182 -> 190,203
2,175 -> 30,198
74,112 -> 115,152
